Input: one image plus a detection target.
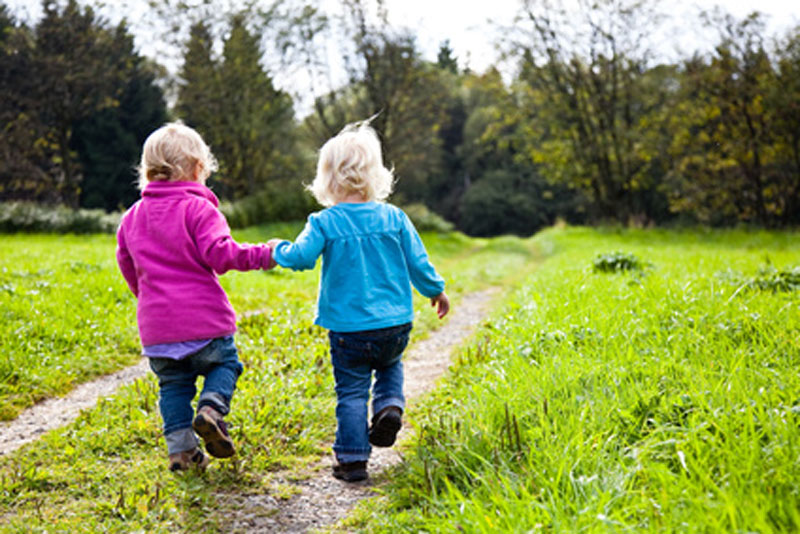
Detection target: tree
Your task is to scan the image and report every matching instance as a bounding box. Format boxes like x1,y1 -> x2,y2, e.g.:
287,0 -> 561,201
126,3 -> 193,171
667,12 -> 800,226
175,14 -> 300,200
31,0 -> 132,206
216,13 -> 296,197
305,1 -> 450,205
437,39 -> 458,74
0,7 -> 55,202
507,0 -> 668,223
72,54 -> 168,211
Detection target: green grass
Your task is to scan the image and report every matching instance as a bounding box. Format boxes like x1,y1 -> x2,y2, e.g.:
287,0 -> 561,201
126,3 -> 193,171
0,234 -> 140,420
0,223 -> 540,532
347,226 -> 800,533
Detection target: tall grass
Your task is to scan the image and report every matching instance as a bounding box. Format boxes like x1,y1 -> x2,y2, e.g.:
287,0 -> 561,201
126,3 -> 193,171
352,226 -> 800,533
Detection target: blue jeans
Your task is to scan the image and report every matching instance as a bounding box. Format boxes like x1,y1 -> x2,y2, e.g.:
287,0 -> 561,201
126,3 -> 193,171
329,323 -> 412,463
148,336 -> 243,454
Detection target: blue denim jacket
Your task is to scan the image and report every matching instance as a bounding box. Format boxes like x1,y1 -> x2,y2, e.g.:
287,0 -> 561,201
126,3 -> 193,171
273,202 -> 445,332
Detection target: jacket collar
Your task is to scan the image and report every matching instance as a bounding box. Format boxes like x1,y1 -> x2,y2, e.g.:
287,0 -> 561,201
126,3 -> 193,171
142,181 -> 219,207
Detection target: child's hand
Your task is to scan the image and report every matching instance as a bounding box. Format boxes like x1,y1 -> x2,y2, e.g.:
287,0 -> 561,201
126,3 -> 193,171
266,239 -> 282,269
430,292 -> 450,319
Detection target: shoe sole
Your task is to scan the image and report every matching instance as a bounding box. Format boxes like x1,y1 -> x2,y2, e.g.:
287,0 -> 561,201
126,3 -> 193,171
192,413 -> 235,458
369,410 -> 402,447
332,469 -> 368,482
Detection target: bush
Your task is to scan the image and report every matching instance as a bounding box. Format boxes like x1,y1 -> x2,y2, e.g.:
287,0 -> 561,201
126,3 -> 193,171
459,170 -> 550,237
401,203 -> 454,233
219,182 -> 317,229
0,202 -> 121,234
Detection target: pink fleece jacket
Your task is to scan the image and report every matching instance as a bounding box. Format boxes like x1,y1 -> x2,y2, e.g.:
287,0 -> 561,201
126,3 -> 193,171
116,181 -> 272,346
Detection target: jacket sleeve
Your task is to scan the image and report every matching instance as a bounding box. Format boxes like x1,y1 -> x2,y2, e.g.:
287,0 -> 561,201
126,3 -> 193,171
399,212 -> 446,298
115,222 -> 139,297
192,200 -> 273,274
273,215 -> 325,271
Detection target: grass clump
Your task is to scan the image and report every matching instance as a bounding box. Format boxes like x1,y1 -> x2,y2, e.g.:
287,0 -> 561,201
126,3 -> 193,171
749,264 -> 800,292
592,250 -> 649,273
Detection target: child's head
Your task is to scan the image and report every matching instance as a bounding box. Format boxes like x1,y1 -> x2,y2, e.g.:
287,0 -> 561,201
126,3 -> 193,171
138,122 -> 218,189
308,121 -> 394,206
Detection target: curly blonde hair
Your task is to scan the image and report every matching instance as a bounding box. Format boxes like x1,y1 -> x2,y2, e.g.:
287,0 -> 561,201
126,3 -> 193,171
307,121 -> 394,206
137,122 -> 218,189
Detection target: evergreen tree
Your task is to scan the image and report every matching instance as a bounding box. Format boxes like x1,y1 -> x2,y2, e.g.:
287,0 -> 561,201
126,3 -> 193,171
32,0 -> 131,206
72,53 -> 168,211
216,13 -> 295,198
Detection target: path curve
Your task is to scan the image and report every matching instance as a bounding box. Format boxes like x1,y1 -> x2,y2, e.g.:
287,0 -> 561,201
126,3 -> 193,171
225,288 -> 499,533
0,358 -> 151,456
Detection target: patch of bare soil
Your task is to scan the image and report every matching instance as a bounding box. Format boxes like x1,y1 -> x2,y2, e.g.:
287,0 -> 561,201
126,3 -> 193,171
226,288 -> 498,533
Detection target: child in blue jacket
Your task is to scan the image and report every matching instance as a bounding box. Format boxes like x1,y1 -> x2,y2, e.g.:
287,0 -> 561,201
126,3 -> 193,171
268,121 -> 450,482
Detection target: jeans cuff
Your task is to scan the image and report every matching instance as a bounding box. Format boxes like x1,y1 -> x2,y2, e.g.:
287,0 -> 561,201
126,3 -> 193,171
335,450 -> 371,463
373,398 -> 404,417
164,427 -> 198,455
198,391 -> 230,415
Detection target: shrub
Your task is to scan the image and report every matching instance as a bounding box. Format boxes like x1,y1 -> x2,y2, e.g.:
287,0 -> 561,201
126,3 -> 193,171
459,170 -> 550,237
401,203 -> 454,233
219,182 -> 317,229
0,202 -> 121,234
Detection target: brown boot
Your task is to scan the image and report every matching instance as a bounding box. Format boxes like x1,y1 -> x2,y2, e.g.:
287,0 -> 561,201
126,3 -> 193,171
168,447 -> 209,472
192,406 -> 235,458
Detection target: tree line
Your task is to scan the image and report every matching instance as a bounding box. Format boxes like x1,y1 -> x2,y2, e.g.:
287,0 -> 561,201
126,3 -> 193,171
1,0 -> 798,234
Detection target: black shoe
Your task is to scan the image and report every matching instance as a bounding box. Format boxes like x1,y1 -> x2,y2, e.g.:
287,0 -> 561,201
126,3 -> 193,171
332,461 -> 368,482
369,406 -> 402,447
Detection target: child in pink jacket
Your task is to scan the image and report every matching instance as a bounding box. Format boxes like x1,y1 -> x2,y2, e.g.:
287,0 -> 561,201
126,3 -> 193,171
116,123 -> 274,471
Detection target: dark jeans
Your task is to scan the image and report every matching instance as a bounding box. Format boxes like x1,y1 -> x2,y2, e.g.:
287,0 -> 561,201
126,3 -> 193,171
328,323 -> 412,462
148,336 -> 243,454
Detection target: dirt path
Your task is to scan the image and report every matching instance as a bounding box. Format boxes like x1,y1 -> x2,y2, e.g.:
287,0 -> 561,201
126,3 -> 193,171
0,358 -> 151,457
225,288 -> 499,533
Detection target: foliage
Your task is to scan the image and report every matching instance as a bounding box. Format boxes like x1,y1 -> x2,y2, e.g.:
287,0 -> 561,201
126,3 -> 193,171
592,251 -> 649,273
218,182 -> 316,229
508,0 -> 670,223
303,5 -> 451,205
401,203 -> 454,233
176,14 -> 305,201
720,263 -> 800,293
353,226 -> 800,532
0,202 -> 120,234
0,0 -> 167,210
666,12 -> 800,227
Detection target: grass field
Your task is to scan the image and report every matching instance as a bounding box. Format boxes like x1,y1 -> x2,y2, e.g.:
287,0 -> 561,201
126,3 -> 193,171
0,223 -> 540,532
1,225 -> 797,532
346,226 -> 800,533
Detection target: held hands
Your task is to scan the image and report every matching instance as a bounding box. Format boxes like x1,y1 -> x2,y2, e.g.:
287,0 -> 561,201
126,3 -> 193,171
265,238 -> 282,270
430,291 -> 450,319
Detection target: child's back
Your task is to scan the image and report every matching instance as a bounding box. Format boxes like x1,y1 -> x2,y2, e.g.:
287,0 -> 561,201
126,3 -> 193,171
117,122 -> 274,472
269,120 -> 449,482
276,201 -> 443,332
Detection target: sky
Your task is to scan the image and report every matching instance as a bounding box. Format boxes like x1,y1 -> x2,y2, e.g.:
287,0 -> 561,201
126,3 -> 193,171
5,0 -> 799,115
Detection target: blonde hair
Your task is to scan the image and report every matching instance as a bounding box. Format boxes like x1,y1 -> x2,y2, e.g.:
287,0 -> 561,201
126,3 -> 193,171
137,122 -> 218,189
307,121 -> 394,206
